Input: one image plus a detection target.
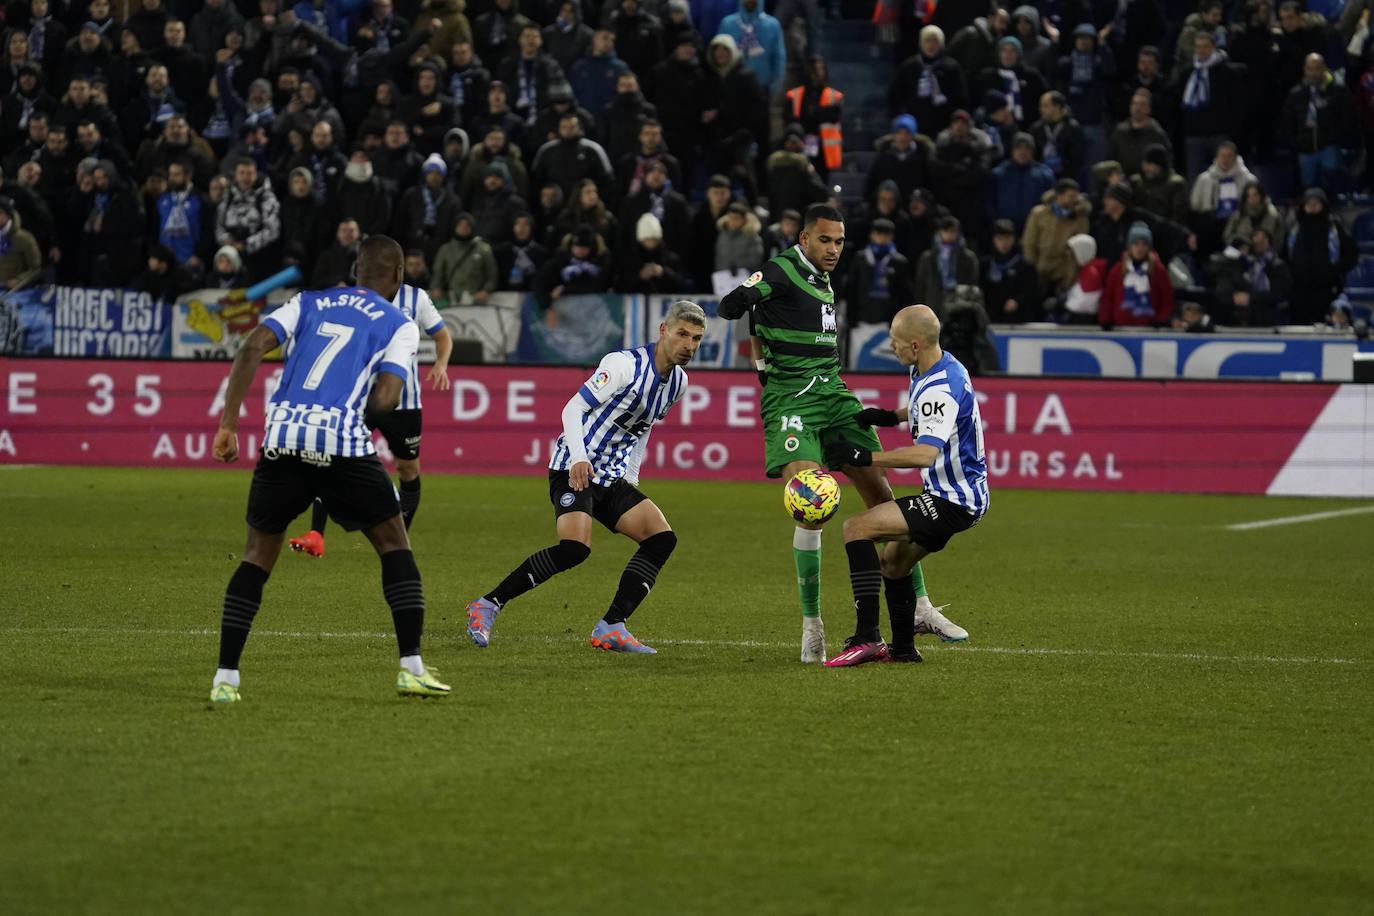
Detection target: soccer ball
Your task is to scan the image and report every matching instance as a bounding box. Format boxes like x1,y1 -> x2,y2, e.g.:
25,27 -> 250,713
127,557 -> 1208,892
784,469 -> 841,525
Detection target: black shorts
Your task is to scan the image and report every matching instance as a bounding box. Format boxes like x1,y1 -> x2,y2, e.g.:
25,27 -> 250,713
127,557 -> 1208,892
246,448 -> 400,534
375,409 -> 422,461
897,491 -> 980,553
548,469 -> 648,532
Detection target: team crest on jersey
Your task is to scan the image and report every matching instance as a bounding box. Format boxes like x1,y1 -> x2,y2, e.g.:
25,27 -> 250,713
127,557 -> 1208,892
559,492 -> 576,507
590,370 -> 611,389
742,271 -> 763,288
820,302 -> 837,333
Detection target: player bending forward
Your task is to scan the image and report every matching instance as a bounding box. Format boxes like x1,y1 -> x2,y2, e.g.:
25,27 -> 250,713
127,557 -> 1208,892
823,305 -> 989,666
208,236 -> 449,702
465,301 -> 706,652
288,283 -> 453,556
718,203 -> 966,663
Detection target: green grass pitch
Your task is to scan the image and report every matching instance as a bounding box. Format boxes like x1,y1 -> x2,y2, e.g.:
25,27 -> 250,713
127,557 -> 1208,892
1,466 -> 1371,915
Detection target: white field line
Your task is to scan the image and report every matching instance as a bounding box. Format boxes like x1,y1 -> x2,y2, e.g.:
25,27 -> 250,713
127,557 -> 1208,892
2,626 -> 1361,666
1226,505 -> 1374,531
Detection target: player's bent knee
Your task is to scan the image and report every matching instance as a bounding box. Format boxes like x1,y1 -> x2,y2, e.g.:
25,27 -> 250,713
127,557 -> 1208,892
553,539 -> 591,569
379,547 -> 420,583
638,529 -> 677,562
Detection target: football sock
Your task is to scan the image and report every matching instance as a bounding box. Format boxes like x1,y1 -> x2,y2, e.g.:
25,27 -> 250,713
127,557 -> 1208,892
310,498 -> 328,535
213,667 -> 240,688
218,561 -> 270,670
793,527 -> 822,619
399,477 -> 421,529
604,530 -> 677,624
487,539 -> 591,607
399,654 -> 425,676
885,575 -> 917,650
912,562 -> 928,600
845,540 -> 883,642
380,549 -> 424,657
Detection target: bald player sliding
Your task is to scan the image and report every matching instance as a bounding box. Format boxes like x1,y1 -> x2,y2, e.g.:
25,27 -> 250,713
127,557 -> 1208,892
822,305 -> 991,666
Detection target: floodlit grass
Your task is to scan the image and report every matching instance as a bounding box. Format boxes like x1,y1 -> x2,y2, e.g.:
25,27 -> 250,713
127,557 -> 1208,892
0,467 -> 1371,915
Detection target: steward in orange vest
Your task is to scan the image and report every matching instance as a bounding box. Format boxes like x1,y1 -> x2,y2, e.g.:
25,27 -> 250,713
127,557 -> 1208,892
784,57 -> 844,177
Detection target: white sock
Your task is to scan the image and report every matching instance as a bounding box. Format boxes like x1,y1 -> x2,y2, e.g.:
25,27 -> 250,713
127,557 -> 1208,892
400,654 -> 424,676
793,526 -> 822,551
213,668 -> 240,688
916,595 -> 935,611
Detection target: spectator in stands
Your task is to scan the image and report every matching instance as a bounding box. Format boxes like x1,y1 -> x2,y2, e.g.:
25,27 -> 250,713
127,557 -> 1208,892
1113,45 -> 1175,138
972,35 -> 1047,129
155,158 -> 202,270
57,75 -> 118,143
471,160 -> 526,244
274,74 -> 345,147
889,25 -> 965,136
432,211 -> 499,305
37,124 -> 76,198
617,158 -> 689,256
864,114 -> 931,204
915,214 -> 980,318
1223,181 -> 1283,247
311,217 -> 361,287
356,78 -> 401,139
1285,187 -> 1358,324
4,111 -> 49,179
542,2 -> 593,73
714,200 -> 762,274
374,120 -> 424,197
445,39 -> 491,128
1,63 -> 56,150
0,196 -> 42,289
766,125 -> 829,221
719,0 -> 786,97
280,166 -> 323,279
80,159 -> 144,287
1054,24 -> 1114,168
1190,140 -> 1258,254
569,28 -> 628,122
135,113 -> 214,188
23,1 -> 69,82
1008,6 -> 1054,75
419,0 -> 474,56
763,207 -> 801,258
499,24 -> 565,131
352,0 -> 410,52
1174,30 -> 1244,181
598,71 -> 657,166
131,243 -> 194,301
975,89 -> 1017,164
1093,180 -> 1192,265
617,119 -> 682,200
60,24 -> 123,108
851,180 -> 912,259
1281,53 -> 1360,196
661,0 -> 698,53
334,148 -> 392,238
209,243 -> 247,288
1100,221 -> 1174,328
1172,1 -> 1228,79
980,218 -> 1042,323
1274,2 -> 1329,93
532,181 -> 565,247
482,81 -> 530,153
215,157 -> 280,283
1029,91 -> 1085,184
157,19 -> 207,101
990,131 -> 1054,234
536,223 -> 611,308
127,1 -> 169,65
646,31 -> 706,188
556,177 -> 616,247
705,34 -> 768,177
473,0 -> 531,72
394,154 -> 462,258
461,123 -> 528,201
1213,227 -> 1293,325
1227,0 -> 1280,158
531,111 -> 614,198
494,211 -> 549,291
400,63 -> 457,157
1131,144 -> 1190,225
533,80 -> 595,149
403,247 -> 431,290
1109,88 -> 1171,179
947,8 -> 1008,76
932,109 -> 993,249
1022,177 -> 1091,294
289,119 -> 348,206
616,212 -> 686,293
844,217 -> 912,340
189,0 -> 245,58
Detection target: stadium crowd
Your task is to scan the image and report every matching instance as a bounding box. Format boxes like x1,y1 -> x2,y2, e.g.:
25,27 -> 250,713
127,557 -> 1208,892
0,0 -> 1370,334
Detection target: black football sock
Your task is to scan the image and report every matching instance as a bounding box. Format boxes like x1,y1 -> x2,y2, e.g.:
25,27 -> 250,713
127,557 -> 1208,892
845,540 -> 883,642
310,497 -> 328,535
398,477 -> 421,529
885,574 -> 917,651
604,531 -> 677,624
487,539 -> 591,607
381,549 -> 424,657
218,561 -> 270,669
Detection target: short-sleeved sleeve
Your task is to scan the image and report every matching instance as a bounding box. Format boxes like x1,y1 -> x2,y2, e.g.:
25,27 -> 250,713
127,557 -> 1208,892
262,294 -> 303,345
913,385 -> 959,449
414,289 -> 445,337
575,351 -> 635,409
378,321 -> 420,380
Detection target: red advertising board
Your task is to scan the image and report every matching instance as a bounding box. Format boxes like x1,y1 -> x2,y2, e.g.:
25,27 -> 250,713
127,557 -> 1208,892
0,360 -> 1345,495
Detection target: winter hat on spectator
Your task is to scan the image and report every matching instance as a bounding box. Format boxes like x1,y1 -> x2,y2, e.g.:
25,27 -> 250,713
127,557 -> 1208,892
1073,23 -> 1096,39
992,219 -> 1016,237
727,200 -> 749,216
910,188 -> 934,206
891,114 -> 917,135
80,21 -> 102,35
1142,144 -> 1170,170
784,122 -> 805,143
485,160 -> 511,182
1127,221 -> 1153,247
673,29 -> 702,49
982,90 -> 1010,114
573,224 -> 598,248
454,212 -> 476,233
780,208 -> 801,223
215,245 -> 243,271
94,158 -> 118,180
708,174 -> 731,190
950,109 -> 971,123
668,0 -> 690,13
878,179 -> 900,196
636,212 -> 664,242
1105,182 -> 1133,205
548,82 -> 575,103
422,153 -> 447,176
997,36 -> 1023,57
155,103 -> 177,126
149,243 -> 175,264
871,217 -> 895,234
1012,131 -> 1035,150
1066,233 -> 1097,266
289,166 -> 313,185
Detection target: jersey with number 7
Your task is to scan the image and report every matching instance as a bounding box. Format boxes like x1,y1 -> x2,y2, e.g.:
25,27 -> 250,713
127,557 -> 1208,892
260,287 -> 418,457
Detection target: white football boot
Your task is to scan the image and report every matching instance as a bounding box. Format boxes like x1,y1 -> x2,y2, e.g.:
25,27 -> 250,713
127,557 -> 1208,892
801,616 -> 827,662
914,598 -> 968,642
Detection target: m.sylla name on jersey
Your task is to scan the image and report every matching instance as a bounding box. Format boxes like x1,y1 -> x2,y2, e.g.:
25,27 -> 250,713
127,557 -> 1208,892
311,290 -> 394,320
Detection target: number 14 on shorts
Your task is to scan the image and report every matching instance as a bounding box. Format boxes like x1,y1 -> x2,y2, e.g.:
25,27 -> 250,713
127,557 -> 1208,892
779,415 -> 804,432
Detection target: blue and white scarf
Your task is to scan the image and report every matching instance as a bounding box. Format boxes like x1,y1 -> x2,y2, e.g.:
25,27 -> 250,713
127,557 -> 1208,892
561,255 -> 600,282
1247,250 -> 1272,293
937,237 -> 959,289
1122,258 -> 1153,317
422,185 -> 438,229
28,17 -> 47,61
312,155 -> 329,203
162,191 -> 192,238
987,251 -> 1019,284
1070,50 -> 1095,86
999,68 -> 1022,120
917,57 -> 946,105
1215,176 -> 1239,219
1182,55 -> 1218,111
865,241 -> 894,298
738,23 -> 761,57
450,71 -> 465,108
518,59 -> 537,123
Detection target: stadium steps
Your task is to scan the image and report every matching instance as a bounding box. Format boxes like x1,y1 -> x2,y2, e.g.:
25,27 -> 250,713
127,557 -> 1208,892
819,19 -> 893,204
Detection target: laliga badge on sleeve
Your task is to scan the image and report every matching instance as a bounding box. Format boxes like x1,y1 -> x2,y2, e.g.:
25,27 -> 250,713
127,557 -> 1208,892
589,369 -> 612,390
743,271 -> 763,288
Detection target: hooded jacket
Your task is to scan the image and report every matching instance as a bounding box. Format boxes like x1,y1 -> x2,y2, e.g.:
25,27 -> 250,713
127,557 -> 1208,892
706,34 -> 769,147
1021,188 -> 1093,293
1130,160 -> 1190,225
1285,189 -> 1358,324
718,0 -> 787,94
1189,155 -> 1258,218
890,42 -> 967,135
990,155 -> 1055,233
713,209 -> 763,272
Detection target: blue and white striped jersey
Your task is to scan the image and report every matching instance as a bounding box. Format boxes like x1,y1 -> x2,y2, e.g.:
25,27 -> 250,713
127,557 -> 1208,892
392,284 -> 445,411
550,344 -> 688,484
261,288 -> 418,457
909,352 -> 989,516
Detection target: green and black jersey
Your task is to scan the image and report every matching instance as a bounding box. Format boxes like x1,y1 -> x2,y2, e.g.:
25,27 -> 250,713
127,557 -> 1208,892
718,246 -> 839,380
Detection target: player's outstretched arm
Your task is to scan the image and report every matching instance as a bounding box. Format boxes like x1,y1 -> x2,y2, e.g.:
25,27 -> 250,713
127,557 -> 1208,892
718,282 -> 761,320
425,327 -> 453,391
214,324 -> 282,463
824,439 -> 939,470
855,406 -> 909,427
